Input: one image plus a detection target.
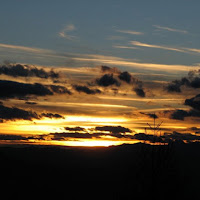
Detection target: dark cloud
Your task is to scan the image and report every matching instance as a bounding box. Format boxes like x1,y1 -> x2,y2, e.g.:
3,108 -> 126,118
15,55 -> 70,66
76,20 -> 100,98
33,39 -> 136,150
159,109 -> 190,121
133,88 -> 145,97
1,130 -> 199,144
166,69 -> 200,93
0,80 -> 72,99
118,71 -> 132,84
0,104 -> 39,121
166,80 -> 182,93
132,131 -> 200,143
159,108 -> 200,121
188,127 -> 200,131
48,85 -> 72,95
100,66 -> 110,71
188,109 -> 200,118
100,66 -> 137,85
187,127 -> 200,134
44,130 -> 146,141
40,113 -> 64,119
140,112 -> 158,119
96,74 -> 120,87
166,94 -> 200,120
0,80 -> 53,99
94,126 -> 132,138
95,126 -> 132,134
1,123 -> 199,144
25,101 -> 37,105
49,132 -> 104,140
133,133 -> 163,143
100,66 -> 120,74
0,103 -> 64,121
185,94 -> 200,111
169,109 -> 190,120
35,125 -> 134,141
97,66 -> 146,97
0,134 -> 28,141
73,85 -> 101,94
156,93 -> 200,121
64,127 -> 86,132
163,131 -> 200,142
0,63 -> 60,79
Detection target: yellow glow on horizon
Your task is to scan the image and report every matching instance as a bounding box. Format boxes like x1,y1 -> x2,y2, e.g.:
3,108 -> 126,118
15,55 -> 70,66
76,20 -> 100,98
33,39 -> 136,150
38,139 -> 139,147
60,140 -> 117,147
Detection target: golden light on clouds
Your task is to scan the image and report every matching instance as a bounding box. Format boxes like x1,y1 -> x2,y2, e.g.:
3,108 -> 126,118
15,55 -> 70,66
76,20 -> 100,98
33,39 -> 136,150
65,115 -> 128,123
0,115 -> 130,135
0,121 -> 58,135
0,45 -> 200,147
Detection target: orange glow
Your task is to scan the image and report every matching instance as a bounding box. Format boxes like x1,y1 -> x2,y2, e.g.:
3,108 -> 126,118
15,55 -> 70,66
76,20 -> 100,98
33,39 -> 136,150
65,115 -> 128,123
1,112 -> 200,147
0,115 -> 130,137
34,139 -> 139,147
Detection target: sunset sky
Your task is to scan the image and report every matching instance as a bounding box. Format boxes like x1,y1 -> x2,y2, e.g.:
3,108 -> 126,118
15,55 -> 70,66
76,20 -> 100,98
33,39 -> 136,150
1,0 -> 200,146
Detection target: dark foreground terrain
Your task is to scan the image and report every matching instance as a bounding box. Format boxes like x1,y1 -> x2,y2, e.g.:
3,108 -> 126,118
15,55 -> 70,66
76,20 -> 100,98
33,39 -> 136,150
0,142 -> 199,199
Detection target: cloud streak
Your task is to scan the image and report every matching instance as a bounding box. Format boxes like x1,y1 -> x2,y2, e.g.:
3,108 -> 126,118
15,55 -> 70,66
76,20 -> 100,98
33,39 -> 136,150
0,42 -> 199,74
113,45 -> 139,50
0,43 -> 54,54
0,42 -> 197,73
130,41 -> 200,56
153,25 -> 188,34
116,29 -> 144,35
72,54 -> 196,72
130,41 -> 186,53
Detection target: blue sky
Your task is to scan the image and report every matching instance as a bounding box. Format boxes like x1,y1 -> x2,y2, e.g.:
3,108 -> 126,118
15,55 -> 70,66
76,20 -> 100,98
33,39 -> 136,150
0,1 -> 200,72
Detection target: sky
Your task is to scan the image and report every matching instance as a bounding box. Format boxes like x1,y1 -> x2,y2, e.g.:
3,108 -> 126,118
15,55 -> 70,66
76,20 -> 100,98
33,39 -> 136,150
1,0 -> 200,146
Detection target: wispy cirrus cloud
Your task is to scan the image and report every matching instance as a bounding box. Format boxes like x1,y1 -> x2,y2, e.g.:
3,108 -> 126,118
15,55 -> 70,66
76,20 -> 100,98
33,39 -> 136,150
72,55 -> 197,72
116,29 -> 144,35
130,41 -> 186,53
153,25 -> 188,34
58,24 -> 78,40
183,47 -> 200,54
113,45 -> 139,50
130,41 -> 200,56
0,43 -> 54,54
0,42 -> 198,73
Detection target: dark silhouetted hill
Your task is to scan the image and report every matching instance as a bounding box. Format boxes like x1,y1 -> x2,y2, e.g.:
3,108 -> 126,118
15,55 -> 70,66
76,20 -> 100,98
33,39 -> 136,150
0,142 -> 199,199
